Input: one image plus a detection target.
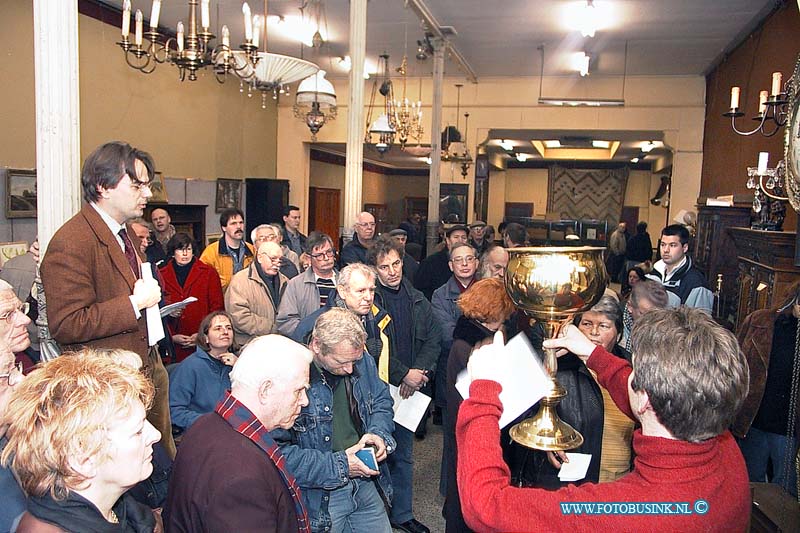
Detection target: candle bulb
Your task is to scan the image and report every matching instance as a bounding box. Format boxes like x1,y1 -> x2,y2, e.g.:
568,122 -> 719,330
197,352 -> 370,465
252,15 -> 261,48
729,86 -> 740,110
134,9 -> 143,46
758,90 -> 768,114
201,0 -> 210,30
150,0 -> 161,31
243,3 -> 252,42
177,22 -> 184,53
121,0 -> 131,38
222,25 -> 230,48
772,72 -> 782,96
758,152 -> 769,175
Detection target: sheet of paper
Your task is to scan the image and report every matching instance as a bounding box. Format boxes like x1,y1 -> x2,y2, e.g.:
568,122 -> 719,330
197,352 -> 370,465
388,385 -> 432,432
558,452 -> 592,482
159,296 -> 199,318
455,332 -> 551,429
141,262 -> 165,346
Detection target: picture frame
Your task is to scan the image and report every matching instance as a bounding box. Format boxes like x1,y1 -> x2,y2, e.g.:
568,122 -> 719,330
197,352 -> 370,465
5,169 -> 37,219
150,171 -> 168,203
215,178 -> 242,213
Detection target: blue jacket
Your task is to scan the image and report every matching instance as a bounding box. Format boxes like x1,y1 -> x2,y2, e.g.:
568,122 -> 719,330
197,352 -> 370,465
169,347 -> 232,431
271,353 -> 396,532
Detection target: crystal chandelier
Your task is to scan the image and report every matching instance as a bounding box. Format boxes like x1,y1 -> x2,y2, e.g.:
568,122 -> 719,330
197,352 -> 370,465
365,53 -> 396,156
118,0 -> 319,108
391,55 -> 424,150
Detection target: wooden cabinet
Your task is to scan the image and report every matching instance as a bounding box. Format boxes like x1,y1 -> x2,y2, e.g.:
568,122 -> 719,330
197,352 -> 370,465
694,205 -> 752,326
144,203 -> 207,246
728,228 -> 800,329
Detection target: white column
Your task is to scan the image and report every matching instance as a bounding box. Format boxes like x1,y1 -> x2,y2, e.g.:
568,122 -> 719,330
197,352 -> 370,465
34,0 -> 82,254
342,0 -> 367,243
426,38 -> 445,253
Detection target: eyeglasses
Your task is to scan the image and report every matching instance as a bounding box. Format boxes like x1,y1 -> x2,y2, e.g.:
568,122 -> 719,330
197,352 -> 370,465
310,249 -> 336,260
451,255 -> 476,265
0,361 -> 23,386
0,302 -> 29,323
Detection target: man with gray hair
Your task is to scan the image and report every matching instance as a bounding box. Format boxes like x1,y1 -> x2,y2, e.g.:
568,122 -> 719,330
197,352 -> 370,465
251,223 -> 299,279
165,335 -> 313,532
226,241 -> 288,345
273,308 -> 396,532
340,211 -> 377,267
477,244 -> 509,280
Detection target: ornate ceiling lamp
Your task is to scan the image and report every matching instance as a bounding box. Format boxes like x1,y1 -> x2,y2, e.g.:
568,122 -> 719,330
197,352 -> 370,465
365,53 -> 396,156
441,84 -> 473,176
118,0 -> 319,108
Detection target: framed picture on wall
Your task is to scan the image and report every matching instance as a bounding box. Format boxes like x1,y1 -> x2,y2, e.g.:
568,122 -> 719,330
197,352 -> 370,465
5,169 -> 37,218
150,172 -> 168,203
215,178 -> 242,213
440,184 -> 468,224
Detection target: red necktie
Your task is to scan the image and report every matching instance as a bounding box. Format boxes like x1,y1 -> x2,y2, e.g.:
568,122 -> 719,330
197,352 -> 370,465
118,228 -> 140,278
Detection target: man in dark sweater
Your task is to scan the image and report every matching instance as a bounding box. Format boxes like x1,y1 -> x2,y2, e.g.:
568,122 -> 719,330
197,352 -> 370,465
340,211 -> 376,267
414,224 -> 469,300
369,236 -> 441,533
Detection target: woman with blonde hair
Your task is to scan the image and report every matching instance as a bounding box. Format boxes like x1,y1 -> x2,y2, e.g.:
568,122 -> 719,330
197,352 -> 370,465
1,349 -> 162,532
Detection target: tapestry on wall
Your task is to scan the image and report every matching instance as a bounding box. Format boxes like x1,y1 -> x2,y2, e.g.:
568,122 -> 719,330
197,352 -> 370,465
546,165 -> 629,222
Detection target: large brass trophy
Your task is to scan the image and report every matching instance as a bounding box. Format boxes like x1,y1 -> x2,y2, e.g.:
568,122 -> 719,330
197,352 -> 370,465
504,246 -> 608,451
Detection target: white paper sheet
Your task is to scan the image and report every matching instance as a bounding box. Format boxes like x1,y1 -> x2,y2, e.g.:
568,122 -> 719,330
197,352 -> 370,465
388,385 -> 432,432
558,452 -> 592,482
159,296 -> 198,318
455,332 -> 551,429
141,262 -> 165,346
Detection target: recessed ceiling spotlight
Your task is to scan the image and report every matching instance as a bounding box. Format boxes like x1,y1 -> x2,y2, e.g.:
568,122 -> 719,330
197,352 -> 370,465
499,139 -> 514,151
592,140 -> 610,148
641,141 -> 657,153
631,157 -> 640,163
544,140 -> 562,148
516,153 -> 531,162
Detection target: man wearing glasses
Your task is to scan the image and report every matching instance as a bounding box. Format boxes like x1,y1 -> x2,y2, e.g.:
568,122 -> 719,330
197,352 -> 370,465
41,141 -> 174,458
340,211 -> 377,267
277,232 -> 338,337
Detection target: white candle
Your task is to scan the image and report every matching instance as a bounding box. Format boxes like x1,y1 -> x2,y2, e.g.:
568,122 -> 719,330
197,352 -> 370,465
222,25 -> 230,48
758,90 -> 768,114
772,72 -> 782,96
134,9 -> 143,46
729,86 -> 740,109
758,152 -> 769,175
177,22 -> 184,52
243,3 -> 252,42
150,0 -> 161,31
121,0 -> 131,38
252,15 -> 261,48
201,0 -> 210,30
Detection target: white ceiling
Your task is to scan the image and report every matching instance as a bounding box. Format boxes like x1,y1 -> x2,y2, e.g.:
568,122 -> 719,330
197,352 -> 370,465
104,0 -> 776,79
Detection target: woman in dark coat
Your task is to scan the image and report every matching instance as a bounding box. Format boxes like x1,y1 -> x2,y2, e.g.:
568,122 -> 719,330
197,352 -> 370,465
160,233 -> 224,362
443,278 -> 515,533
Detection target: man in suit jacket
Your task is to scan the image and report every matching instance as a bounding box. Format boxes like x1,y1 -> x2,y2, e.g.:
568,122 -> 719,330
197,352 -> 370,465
165,335 -> 313,532
40,141 -> 175,458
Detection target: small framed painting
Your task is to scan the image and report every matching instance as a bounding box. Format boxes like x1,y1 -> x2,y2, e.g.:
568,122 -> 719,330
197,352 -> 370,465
215,179 -> 242,212
5,169 -> 37,218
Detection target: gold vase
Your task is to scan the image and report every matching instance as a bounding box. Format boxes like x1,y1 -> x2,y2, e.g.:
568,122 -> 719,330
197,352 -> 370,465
504,246 -> 608,451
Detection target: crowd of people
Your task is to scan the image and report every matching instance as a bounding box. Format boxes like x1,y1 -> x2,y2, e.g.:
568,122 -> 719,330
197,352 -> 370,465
0,139 -> 790,532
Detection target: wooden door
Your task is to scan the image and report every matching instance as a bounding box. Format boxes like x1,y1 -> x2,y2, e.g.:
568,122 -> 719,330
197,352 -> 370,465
309,187 -> 341,250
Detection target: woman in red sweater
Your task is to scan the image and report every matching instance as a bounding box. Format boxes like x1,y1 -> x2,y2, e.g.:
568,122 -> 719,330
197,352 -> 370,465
160,233 -> 224,362
457,307 -> 751,532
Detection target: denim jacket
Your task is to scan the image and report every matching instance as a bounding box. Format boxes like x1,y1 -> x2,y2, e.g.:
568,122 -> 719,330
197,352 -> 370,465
271,352 -> 396,532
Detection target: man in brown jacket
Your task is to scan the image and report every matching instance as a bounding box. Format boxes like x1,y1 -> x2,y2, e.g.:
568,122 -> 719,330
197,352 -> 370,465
40,141 -> 175,458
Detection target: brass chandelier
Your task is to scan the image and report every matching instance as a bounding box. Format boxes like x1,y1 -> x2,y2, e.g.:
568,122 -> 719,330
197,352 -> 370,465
118,0 -> 319,108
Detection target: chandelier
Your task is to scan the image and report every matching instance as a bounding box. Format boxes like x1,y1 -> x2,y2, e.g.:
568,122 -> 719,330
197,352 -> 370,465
441,84 -> 473,177
391,55 -> 424,150
365,53 -> 396,156
118,0 -> 319,108
293,70 -> 337,141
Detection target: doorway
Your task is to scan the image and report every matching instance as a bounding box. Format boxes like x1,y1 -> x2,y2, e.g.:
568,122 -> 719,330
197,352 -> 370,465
309,187 -> 341,250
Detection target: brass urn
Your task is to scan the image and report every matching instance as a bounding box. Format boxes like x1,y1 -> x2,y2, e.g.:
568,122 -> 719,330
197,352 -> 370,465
504,246 -> 608,451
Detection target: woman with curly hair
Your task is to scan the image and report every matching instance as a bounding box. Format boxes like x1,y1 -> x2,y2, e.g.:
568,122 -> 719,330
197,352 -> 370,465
442,277 -> 515,533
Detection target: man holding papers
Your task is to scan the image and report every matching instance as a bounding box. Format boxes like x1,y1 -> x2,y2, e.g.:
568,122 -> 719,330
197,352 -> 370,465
369,236 -> 440,533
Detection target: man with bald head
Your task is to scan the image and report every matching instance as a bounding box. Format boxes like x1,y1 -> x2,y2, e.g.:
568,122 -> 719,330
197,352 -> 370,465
165,334 -> 313,532
340,211 -> 377,267
225,241 -> 288,345
150,208 -> 175,254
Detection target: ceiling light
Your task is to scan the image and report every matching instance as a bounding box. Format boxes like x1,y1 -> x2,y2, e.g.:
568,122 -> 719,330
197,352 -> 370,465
573,52 -> 590,77
538,98 -> 625,107
641,140 -> 657,153
425,156 -> 432,165
592,140 -> 610,148
631,157 -> 640,163
516,153 -> 531,162
499,139 -> 514,151
579,1 -> 597,38
544,140 -> 562,148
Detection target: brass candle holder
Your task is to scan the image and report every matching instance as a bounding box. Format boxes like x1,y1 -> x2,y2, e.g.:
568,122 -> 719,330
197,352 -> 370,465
504,246 -> 608,451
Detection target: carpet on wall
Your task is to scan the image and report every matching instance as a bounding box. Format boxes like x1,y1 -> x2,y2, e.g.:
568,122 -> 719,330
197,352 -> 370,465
547,165 -> 629,222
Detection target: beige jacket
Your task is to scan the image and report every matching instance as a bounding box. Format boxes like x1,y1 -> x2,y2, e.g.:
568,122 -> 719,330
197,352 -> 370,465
225,263 -> 287,346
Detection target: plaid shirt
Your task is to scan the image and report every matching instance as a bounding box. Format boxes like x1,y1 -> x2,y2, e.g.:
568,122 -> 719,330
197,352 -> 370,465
216,391 -> 310,533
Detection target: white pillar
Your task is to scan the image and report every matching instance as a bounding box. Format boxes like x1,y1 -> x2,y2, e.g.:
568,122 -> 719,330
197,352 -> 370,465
343,0 -> 367,243
426,38 -> 445,253
33,0 -> 82,254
